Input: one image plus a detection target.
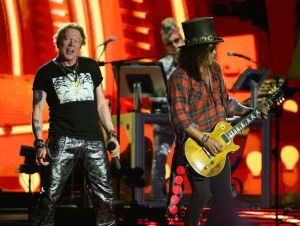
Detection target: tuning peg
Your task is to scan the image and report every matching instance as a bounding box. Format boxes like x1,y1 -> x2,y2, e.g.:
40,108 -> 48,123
278,99 -> 284,104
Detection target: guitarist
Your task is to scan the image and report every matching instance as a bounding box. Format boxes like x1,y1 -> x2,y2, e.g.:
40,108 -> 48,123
166,17 -> 270,226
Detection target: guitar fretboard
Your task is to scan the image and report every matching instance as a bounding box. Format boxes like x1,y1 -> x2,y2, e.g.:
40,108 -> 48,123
225,99 -> 273,140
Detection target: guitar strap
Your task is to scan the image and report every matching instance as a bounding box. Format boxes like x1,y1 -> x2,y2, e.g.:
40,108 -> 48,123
219,79 -> 227,115
215,66 -> 227,117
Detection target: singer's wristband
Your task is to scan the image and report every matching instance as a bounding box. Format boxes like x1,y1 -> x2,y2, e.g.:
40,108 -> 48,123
34,139 -> 45,149
107,130 -> 117,140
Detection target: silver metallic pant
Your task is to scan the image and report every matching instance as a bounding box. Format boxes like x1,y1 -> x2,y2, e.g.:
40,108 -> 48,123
33,136 -> 116,226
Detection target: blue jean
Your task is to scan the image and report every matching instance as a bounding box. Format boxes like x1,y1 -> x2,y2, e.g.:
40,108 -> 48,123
33,136 -> 116,226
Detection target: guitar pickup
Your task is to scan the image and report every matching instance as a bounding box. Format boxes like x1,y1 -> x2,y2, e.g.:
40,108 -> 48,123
221,133 -> 230,144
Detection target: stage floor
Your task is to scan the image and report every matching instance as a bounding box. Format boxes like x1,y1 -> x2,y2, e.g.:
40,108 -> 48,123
1,206 -> 300,226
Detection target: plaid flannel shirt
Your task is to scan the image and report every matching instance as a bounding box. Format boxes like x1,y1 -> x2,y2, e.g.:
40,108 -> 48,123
167,62 -> 239,137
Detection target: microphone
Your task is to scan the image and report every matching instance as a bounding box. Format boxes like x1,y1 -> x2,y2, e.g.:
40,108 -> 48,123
98,36 -> 116,46
227,51 -> 251,60
107,141 -> 121,171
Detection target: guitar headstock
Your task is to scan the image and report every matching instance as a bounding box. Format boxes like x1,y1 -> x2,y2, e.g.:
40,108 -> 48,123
269,88 -> 285,106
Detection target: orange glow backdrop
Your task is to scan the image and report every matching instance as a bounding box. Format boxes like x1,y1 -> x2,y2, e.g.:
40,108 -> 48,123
0,0 -> 299,201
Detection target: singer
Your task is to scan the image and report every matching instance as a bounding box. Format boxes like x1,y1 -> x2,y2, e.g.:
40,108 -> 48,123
31,22 -> 120,226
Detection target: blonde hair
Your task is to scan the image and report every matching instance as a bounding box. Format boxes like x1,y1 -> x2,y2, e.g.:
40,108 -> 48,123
161,17 -> 181,44
53,23 -> 86,48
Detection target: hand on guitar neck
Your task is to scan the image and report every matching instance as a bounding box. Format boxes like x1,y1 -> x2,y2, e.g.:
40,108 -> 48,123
257,98 -> 271,119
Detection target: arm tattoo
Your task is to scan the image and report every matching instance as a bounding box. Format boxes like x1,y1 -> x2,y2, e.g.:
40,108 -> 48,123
236,103 -> 253,116
32,90 -> 44,138
33,90 -> 43,105
32,118 -> 42,138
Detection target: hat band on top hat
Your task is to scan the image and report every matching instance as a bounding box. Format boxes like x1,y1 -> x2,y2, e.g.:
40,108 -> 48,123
185,35 -> 216,45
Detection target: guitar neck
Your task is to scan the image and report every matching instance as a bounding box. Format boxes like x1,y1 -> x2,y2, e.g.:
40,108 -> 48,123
225,99 -> 273,140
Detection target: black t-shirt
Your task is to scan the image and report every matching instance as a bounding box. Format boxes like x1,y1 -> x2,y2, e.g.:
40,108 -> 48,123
33,56 -> 103,140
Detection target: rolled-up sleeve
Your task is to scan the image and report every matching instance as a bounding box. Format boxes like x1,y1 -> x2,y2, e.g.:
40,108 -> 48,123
167,70 -> 193,131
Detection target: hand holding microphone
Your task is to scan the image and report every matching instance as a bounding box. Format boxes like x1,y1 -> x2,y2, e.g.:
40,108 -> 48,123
107,140 -> 121,171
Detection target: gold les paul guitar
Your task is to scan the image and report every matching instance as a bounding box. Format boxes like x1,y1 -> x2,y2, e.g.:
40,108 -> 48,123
185,88 -> 284,177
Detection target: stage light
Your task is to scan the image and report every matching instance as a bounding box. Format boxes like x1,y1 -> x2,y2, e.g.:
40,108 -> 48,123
72,0 -> 89,57
172,185 -> 182,195
170,0 -> 187,37
19,173 -> 40,192
131,0 -> 143,3
50,0 -> 64,3
4,0 -> 22,76
281,145 -> 299,171
132,11 -> 147,19
135,26 -> 150,35
167,166 -> 185,216
174,175 -> 183,185
50,9 -> 66,17
282,99 -> 298,113
170,195 -> 180,205
137,42 -> 151,51
246,151 -> 262,176
165,164 -> 170,180
0,123 -> 49,136
176,165 -> 185,175
168,205 -> 178,215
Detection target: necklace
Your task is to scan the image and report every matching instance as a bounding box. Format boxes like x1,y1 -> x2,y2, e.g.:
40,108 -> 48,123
62,61 -> 79,74
54,58 -> 80,88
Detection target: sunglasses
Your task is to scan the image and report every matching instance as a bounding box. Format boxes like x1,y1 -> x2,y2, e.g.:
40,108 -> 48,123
208,45 -> 216,53
167,38 -> 181,46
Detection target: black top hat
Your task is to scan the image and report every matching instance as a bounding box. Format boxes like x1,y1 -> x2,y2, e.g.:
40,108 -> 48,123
180,17 -> 224,47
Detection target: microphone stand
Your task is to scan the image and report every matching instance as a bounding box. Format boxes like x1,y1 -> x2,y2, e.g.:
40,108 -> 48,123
98,55 -> 160,200
230,54 -> 285,226
97,44 -> 108,63
99,55 -> 160,139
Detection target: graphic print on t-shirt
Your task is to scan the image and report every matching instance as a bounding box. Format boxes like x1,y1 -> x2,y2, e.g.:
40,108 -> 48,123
52,72 -> 94,104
